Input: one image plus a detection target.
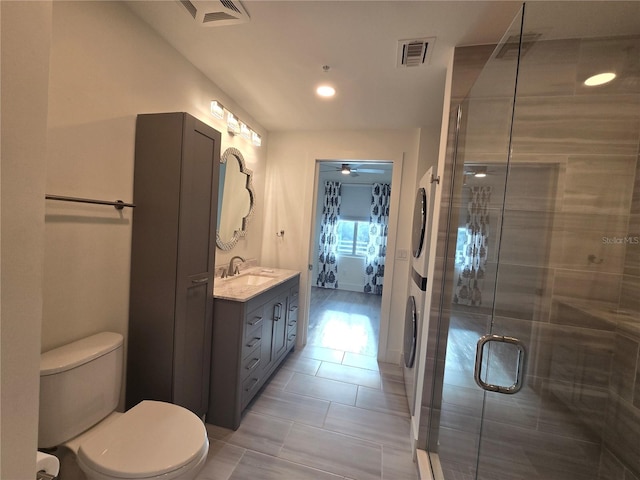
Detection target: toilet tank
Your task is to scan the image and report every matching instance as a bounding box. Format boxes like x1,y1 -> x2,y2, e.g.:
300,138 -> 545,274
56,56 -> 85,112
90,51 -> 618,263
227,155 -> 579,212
38,332 -> 124,449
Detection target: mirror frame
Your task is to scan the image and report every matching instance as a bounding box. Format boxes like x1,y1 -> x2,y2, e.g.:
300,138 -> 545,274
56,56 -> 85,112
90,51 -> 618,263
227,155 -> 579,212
216,147 -> 255,251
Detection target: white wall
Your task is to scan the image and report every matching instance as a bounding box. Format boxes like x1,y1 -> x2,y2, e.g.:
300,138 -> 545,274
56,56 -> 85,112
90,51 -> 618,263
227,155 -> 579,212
43,1 -> 267,359
1,2 -> 52,477
261,130 -> 422,363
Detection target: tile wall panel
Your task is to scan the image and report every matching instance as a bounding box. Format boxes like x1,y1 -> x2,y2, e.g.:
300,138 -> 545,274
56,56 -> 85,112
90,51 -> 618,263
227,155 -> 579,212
419,31 -> 640,479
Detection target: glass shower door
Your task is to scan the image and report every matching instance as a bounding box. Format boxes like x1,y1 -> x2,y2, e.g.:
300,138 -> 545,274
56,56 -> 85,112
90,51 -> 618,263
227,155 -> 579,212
425,7 -> 524,479
427,2 -> 640,480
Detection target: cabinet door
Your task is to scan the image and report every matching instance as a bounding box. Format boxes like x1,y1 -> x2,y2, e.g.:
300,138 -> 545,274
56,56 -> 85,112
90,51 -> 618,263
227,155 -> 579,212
272,295 -> 288,361
261,294 -> 285,373
173,115 -> 220,417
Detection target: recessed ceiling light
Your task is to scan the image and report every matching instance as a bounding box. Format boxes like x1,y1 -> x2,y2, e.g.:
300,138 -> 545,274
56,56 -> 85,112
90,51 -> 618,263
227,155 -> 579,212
316,85 -> 336,98
584,72 -> 616,86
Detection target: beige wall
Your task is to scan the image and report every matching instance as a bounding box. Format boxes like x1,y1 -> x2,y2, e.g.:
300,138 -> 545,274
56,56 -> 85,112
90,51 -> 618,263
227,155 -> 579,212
1,2 -> 52,477
1,3 -> 444,476
261,129 -> 439,363
43,1 -> 267,354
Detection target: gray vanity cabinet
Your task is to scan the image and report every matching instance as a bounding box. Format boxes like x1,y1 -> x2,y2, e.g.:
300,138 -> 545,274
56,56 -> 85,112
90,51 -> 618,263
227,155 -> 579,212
209,275 -> 300,429
126,112 -> 221,419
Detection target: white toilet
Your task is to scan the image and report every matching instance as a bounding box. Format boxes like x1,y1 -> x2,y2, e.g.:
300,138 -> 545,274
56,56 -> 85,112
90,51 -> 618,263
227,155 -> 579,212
38,332 -> 209,480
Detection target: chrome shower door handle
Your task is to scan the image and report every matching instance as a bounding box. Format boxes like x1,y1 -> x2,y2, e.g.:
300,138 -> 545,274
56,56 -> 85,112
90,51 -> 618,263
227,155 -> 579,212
474,334 -> 526,394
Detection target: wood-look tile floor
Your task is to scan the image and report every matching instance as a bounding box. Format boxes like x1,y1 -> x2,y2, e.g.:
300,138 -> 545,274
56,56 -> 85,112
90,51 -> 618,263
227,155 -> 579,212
198,288 -> 418,480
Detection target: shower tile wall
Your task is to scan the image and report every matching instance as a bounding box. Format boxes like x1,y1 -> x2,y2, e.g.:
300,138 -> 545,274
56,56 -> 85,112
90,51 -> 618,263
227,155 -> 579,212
507,34 -> 640,479
419,34 -> 640,480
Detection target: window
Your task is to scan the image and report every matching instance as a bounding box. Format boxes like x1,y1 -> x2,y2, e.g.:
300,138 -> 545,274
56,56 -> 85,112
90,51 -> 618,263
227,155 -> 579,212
337,220 -> 369,256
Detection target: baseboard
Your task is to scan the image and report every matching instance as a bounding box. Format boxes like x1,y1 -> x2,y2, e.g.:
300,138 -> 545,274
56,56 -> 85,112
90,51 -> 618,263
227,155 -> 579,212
416,449 -> 432,480
417,450 -> 445,480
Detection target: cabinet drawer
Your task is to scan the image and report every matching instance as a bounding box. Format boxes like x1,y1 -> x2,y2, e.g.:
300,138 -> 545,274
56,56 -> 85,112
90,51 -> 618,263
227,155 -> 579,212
241,374 -> 261,409
241,343 -> 262,381
242,332 -> 262,358
287,317 -> 297,332
245,306 -> 264,339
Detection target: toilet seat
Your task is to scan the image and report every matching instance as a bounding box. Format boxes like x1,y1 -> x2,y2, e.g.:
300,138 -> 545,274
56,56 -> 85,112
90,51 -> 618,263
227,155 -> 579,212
77,401 -> 208,480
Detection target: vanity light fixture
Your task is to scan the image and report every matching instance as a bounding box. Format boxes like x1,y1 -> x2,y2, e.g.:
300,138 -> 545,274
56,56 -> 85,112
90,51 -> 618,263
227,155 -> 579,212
210,100 -> 225,119
226,112 -> 240,136
584,72 -> 616,86
211,100 -> 262,147
240,122 -> 251,140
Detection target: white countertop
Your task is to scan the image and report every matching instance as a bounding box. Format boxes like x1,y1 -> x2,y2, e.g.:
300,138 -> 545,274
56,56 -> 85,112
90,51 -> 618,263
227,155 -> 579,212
213,266 -> 300,302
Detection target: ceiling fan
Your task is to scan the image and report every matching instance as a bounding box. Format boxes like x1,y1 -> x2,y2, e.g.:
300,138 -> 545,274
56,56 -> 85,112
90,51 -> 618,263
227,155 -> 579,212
336,163 -> 387,177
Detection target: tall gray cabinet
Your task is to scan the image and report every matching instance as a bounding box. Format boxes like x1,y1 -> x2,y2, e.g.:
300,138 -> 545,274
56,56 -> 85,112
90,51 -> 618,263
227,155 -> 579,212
126,112 -> 221,419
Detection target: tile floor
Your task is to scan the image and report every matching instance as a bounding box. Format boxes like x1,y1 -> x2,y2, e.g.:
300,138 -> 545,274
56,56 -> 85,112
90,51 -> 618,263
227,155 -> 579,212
197,289 -> 419,480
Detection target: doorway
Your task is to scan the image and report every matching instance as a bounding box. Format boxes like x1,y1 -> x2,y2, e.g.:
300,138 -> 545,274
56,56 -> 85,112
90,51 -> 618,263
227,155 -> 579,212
308,160 -> 393,359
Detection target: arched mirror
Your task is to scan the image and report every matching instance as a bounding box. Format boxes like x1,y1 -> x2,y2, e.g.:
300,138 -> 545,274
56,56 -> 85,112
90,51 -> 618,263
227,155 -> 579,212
216,147 -> 255,250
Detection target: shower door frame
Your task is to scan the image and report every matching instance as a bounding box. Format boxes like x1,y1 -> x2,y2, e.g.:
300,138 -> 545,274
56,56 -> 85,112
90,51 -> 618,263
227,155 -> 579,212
421,6 -> 527,479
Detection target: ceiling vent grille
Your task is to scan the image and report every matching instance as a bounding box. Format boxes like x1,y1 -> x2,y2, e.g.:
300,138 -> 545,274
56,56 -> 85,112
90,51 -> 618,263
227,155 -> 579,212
178,0 -> 249,27
397,37 -> 436,68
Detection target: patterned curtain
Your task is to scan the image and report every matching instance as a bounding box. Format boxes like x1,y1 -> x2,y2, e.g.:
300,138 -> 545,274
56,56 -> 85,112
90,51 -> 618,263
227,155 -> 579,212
453,186 -> 491,306
316,181 -> 341,289
364,183 -> 391,295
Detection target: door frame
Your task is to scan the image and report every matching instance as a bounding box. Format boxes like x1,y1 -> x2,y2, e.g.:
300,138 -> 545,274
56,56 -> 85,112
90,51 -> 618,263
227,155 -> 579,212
302,156 -> 404,362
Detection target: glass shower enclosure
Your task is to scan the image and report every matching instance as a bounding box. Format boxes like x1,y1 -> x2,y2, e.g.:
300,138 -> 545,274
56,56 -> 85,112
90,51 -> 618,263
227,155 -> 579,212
419,3 -> 640,479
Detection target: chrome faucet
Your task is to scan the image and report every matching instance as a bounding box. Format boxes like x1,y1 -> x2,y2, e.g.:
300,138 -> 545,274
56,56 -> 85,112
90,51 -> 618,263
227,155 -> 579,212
227,256 -> 245,277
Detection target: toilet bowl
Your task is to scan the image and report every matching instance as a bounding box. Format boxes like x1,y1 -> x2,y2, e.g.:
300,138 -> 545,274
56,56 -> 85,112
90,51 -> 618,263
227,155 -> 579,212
38,333 -> 209,480
72,401 -> 208,480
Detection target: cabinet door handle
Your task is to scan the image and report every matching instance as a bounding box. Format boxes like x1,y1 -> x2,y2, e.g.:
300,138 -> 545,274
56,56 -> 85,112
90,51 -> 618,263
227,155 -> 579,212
246,358 -> 260,371
191,277 -> 208,284
248,316 -> 263,326
246,337 -> 261,348
274,302 -> 282,321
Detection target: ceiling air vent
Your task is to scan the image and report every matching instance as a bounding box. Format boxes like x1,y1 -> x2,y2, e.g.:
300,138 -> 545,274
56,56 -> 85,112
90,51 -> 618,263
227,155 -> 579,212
397,37 -> 436,68
178,0 -> 249,27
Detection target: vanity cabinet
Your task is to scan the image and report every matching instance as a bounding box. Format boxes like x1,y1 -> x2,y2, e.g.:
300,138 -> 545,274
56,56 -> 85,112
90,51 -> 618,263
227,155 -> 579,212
126,112 -> 221,419
209,275 -> 300,429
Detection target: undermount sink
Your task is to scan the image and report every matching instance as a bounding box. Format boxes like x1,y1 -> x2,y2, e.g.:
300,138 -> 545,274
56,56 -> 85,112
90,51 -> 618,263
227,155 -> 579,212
214,267 -> 299,302
224,274 -> 273,286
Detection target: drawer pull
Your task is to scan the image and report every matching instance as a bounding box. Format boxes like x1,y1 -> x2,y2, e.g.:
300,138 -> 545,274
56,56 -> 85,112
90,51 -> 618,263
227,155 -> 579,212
289,305 -> 298,312
245,378 -> 259,392
248,316 -> 263,326
246,358 -> 260,371
288,333 -> 296,341
288,320 -> 297,327
246,337 -> 261,348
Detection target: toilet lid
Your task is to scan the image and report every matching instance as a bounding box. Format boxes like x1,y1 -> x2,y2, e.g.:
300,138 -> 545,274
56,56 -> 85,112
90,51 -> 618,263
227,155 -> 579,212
78,401 -> 208,479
